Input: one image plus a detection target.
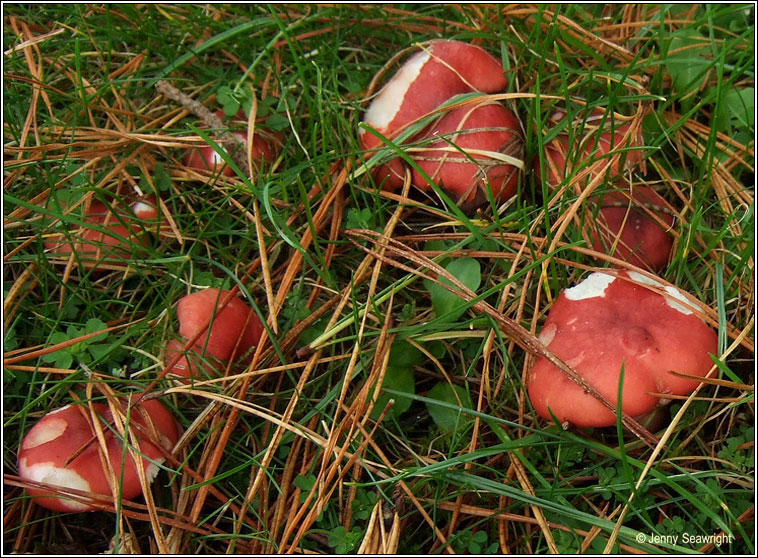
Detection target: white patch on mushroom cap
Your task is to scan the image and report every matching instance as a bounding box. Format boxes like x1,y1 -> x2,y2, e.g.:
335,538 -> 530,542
565,352 -> 586,368
48,405 -> 71,416
627,271 -> 694,315
564,272 -> 616,301
130,201 -> 153,217
627,270 -> 662,288
145,458 -> 165,485
538,322 -> 557,346
662,286 -> 694,315
211,149 -> 226,164
22,418 -> 68,450
362,51 -> 431,132
18,459 -> 92,512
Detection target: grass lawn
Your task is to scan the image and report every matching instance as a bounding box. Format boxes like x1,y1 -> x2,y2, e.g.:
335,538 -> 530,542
3,4 -> 754,554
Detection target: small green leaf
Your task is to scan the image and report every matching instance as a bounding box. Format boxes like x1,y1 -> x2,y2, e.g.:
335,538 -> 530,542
293,473 -> 316,499
345,207 -> 375,231
328,526 -> 363,554
216,85 -> 234,106
717,87 -> 755,132
427,340 -> 447,360
87,342 -> 114,363
217,85 -> 241,116
55,352 -> 74,370
41,337 -> 74,370
41,331 -> 73,367
192,270 -> 231,290
257,95 -> 277,118
47,331 -> 71,347
66,325 -> 82,339
352,489 -> 379,520
425,382 -> 473,432
370,365 -> 415,421
665,28 -> 712,99
84,318 -> 109,341
424,258 -> 481,322
4,327 -> 17,352
153,163 -> 173,193
265,112 -> 290,132
387,340 -> 424,368
423,239 -> 454,267
398,302 -> 416,323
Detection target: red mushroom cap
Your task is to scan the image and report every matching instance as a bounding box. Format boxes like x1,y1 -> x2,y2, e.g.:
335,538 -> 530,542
17,399 -> 180,512
527,270 -> 718,428
183,110 -> 281,177
163,337 -> 225,380
361,40 -> 507,191
534,108 -> 644,190
533,133 -> 571,191
129,195 -> 160,221
166,288 -> 264,380
410,100 -> 523,210
184,130 -> 248,177
590,186 -> 675,270
44,195 -> 158,268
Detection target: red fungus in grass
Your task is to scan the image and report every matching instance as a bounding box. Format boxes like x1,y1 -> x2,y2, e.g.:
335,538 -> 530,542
410,100 -> 523,211
534,108 -> 644,190
589,185 -> 675,271
165,288 -> 264,380
183,110 -> 281,177
43,195 -> 159,268
527,270 -> 718,428
17,399 -> 180,512
360,39 -> 509,191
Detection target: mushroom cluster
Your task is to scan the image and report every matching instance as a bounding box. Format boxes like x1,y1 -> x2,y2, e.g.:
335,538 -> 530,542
17,399 -> 180,512
360,39 -> 524,212
527,270 -> 718,428
19,29 -> 727,529
17,287 -> 265,512
24,91 -> 275,514
164,288 -> 264,381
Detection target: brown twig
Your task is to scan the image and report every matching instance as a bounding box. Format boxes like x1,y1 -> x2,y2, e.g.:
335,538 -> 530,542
155,80 -> 250,176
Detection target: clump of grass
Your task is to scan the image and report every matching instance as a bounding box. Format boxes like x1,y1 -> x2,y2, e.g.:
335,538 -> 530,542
3,4 -> 754,554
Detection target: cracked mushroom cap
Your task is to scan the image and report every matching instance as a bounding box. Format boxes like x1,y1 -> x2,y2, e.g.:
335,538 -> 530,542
165,288 -> 264,380
360,39 -> 507,190
527,270 -> 718,428
590,185 -> 676,271
17,399 -> 180,512
411,100 -> 524,211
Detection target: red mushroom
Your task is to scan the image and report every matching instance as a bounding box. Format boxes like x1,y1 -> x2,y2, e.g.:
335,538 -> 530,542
360,39 -> 509,192
44,195 -> 159,269
183,110 -> 281,177
527,270 -> 718,428
410,99 -> 523,211
534,108 -> 644,190
165,288 -> 264,380
17,399 -> 180,512
589,185 -> 676,271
